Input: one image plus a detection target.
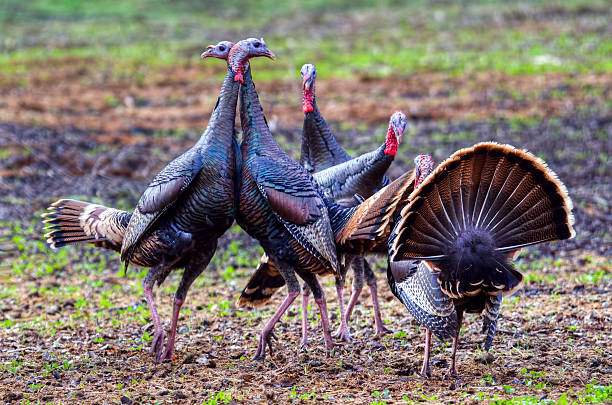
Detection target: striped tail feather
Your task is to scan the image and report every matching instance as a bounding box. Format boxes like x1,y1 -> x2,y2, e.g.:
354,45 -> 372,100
236,254 -> 286,308
390,142 -> 575,298
336,169 -> 415,253
42,199 -> 131,252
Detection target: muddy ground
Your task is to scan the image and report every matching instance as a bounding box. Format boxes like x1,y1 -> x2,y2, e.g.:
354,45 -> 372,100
0,18 -> 611,405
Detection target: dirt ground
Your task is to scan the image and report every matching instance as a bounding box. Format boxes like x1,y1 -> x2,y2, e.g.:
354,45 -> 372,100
1,53 -> 611,404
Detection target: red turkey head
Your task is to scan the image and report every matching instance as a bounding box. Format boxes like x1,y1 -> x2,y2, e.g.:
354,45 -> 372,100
301,64 -> 317,113
228,38 -> 276,83
201,41 -> 234,59
414,154 -> 435,188
384,111 -> 408,156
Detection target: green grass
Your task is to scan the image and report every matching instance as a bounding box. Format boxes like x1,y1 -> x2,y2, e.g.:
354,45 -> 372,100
1,0 -> 610,82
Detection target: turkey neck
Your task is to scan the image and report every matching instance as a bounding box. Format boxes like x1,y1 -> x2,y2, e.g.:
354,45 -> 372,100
314,143 -> 393,201
301,101 -> 351,170
195,66 -> 239,151
239,66 -> 284,158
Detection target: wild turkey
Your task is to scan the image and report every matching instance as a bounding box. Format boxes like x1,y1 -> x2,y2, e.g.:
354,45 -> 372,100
236,59 -> 343,360
41,39 -> 274,362
239,63 -> 407,342
387,142 -> 575,377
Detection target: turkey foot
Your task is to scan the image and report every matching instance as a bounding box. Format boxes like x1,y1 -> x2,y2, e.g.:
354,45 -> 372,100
253,331 -> 277,361
332,324 -> 353,343
252,291 -> 298,361
443,366 -> 459,381
314,297 -> 342,357
150,328 -> 166,360
299,337 -> 309,352
375,325 -> 392,337
157,297 -> 184,362
332,279 -> 352,343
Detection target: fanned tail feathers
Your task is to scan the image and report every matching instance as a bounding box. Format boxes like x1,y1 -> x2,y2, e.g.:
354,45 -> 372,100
42,199 -> 131,252
390,142 -> 575,298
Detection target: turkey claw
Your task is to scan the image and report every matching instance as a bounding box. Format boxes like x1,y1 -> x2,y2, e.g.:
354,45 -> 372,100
150,330 -> 165,361
252,331 -> 277,362
332,327 -> 353,343
419,366 -> 432,379
374,326 -> 392,337
157,344 -> 174,363
443,367 -> 459,381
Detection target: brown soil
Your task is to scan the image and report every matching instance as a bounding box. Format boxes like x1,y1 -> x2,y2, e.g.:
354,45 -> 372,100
0,58 -> 610,404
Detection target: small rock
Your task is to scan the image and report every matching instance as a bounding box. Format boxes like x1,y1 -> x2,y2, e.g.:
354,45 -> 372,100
278,378 -> 295,387
196,356 -> 209,365
369,341 -> 384,351
4,392 -> 23,402
431,358 -> 448,368
178,325 -> 189,334
476,352 -> 495,364
182,353 -> 196,364
52,370 -> 61,379
46,305 -> 59,315
156,390 -> 170,396
309,360 -> 322,368
174,391 -> 187,400
120,396 -> 132,405
589,358 -> 601,368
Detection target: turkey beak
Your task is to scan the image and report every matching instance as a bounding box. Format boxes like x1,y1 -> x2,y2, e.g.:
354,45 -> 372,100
394,124 -> 404,144
264,49 -> 276,60
201,45 -> 215,59
302,74 -> 314,90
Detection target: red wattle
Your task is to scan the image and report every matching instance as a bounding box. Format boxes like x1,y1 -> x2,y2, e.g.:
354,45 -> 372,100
302,88 -> 314,115
384,142 -> 398,156
383,127 -> 397,156
234,73 -> 244,84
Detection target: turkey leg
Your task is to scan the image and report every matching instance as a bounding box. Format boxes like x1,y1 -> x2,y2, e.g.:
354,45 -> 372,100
304,273 -> 340,355
447,310 -> 463,378
253,264 -> 300,361
143,272 -> 165,361
364,259 -> 391,335
420,328 -> 432,377
300,282 -> 311,349
332,275 -> 352,342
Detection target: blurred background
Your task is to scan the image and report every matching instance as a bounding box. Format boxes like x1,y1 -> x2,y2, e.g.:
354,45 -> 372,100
0,1 -> 610,401
1,0 -> 609,253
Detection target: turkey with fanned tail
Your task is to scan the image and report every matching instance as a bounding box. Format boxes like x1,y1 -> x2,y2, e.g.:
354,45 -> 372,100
387,142 -> 575,377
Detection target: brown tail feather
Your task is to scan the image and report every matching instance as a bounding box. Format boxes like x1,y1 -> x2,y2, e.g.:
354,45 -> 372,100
336,169 -> 415,253
390,142 -> 574,298
42,199 -> 131,252
236,254 -> 286,308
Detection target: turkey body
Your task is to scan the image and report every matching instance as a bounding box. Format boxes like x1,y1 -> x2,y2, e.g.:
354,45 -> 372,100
236,65 -> 341,359
44,67 -> 241,362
